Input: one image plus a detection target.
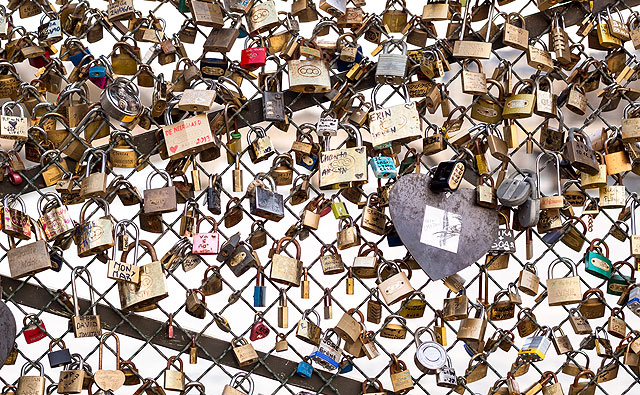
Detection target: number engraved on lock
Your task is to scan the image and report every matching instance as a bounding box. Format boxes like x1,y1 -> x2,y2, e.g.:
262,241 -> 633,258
229,252 -> 246,267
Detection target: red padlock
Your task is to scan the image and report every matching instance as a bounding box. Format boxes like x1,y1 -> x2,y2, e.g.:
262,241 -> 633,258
240,37 -> 268,71
28,48 -> 53,69
249,315 -> 270,341
6,165 -> 23,185
23,314 -> 47,344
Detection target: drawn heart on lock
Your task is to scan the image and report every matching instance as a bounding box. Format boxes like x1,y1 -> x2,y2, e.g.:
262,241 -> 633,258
389,173 -> 498,280
94,370 -> 126,392
169,145 -> 178,153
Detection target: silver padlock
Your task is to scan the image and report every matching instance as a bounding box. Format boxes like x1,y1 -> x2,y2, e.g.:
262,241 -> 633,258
375,39 -> 408,85
414,327 -> 447,374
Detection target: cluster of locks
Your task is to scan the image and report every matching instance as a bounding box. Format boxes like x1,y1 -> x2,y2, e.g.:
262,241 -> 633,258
3,0 -> 640,394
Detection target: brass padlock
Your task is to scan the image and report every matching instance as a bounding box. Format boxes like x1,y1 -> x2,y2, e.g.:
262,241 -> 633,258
270,237 -> 303,287
70,266 -> 102,338
163,356 -> 185,391
377,261 -> 414,305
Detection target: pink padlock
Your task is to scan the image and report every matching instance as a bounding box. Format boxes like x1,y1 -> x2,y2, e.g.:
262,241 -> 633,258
192,216 -> 220,255
240,37 -> 268,71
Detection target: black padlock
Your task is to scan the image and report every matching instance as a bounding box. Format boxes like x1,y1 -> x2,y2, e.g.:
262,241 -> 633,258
226,242 -> 256,277
206,174 -> 222,215
429,159 -> 466,193
200,57 -> 228,79
217,232 -> 241,263
249,176 -> 285,222
47,340 -> 72,368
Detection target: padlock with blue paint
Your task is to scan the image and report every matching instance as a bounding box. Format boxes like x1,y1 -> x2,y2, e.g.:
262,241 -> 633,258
336,45 -> 363,72
309,329 -> 342,371
370,154 -> 398,179
49,246 -> 64,272
87,57 -> 110,90
69,48 -> 91,67
387,224 -> 403,247
253,266 -> 266,308
338,357 -> 354,373
518,326 -> 551,361
626,285 -> 640,316
296,356 -> 314,378
541,228 -> 562,245
584,238 -> 612,279
330,194 -> 349,219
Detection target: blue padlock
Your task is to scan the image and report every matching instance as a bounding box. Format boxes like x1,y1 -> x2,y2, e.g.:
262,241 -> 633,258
541,229 -> 562,245
336,46 -> 363,72
370,155 -> 398,178
253,268 -> 266,307
296,357 -> 314,378
88,65 -> 106,78
338,357 -> 353,373
49,247 -> 64,272
69,49 -> 91,67
387,225 -> 403,247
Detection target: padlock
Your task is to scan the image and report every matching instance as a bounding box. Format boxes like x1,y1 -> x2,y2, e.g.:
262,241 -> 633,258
79,150 -> 108,198
0,101 -> 28,140
47,339 -> 72,368
443,289 -> 469,321
429,151 -> 467,193
185,289 -> 207,319
222,373 -> 254,395
310,329 -> 343,370
231,337 -> 259,367
377,261 -> 414,305
17,362 -> 46,395
270,237 -> 303,287
389,354 -> 414,392
375,39 -> 408,84
75,198 -> 114,257
337,217 -> 361,250
452,0 -> 493,59
604,135 -> 632,175
3,194 -> 31,240
457,303 -> 487,344
94,333 -> 125,392
413,327 -> 447,374
608,261 -> 636,296
579,288 -> 606,319
163,356 -> 185,391
465,353 -> 489,383
607,307 -> 627,339
248,175 -> 284,222
57,354 -> 87,394
527,38 -> 554,72
585,238 -> 612,279
200,266 -> 223,296
547,258 -> 582,306
143,170 -> 177,214
569,370 -> 596,395
398,291 -> 427,319
461,59 -> 487,95
296,356 -> 314,378
70,266 -> 102,338
564,127 -> 599,175
23,314 -> 47,344
519,326 -> 552,361
319,124 -> 368,188
318,245 -> 344,275
118,240 -> 169,313
503,79 -> 535,119
369,84 -> 422,149
296,309 -> 322,346
192,217 -> 220,255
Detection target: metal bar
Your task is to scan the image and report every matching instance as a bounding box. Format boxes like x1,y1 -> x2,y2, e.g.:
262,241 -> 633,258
0,275 -> 363,395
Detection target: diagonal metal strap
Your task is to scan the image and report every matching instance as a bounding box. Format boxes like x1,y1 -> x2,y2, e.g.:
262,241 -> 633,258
1,275 -> 363,395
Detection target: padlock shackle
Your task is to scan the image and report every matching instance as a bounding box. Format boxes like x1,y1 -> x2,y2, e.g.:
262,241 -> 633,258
229,372 -> 254,395
112,219 -> 140,263
535,152 -> 561,199
71,266 -> 97,317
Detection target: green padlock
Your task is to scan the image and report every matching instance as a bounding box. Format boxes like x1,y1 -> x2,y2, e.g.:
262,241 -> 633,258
607,260 -> 636,296
584,238 -> 612,280
331,195 -> 350,219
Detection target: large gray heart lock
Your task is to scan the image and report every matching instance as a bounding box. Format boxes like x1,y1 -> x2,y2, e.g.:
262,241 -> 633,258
0,299 -> 17,369
389,173 -> 498,280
